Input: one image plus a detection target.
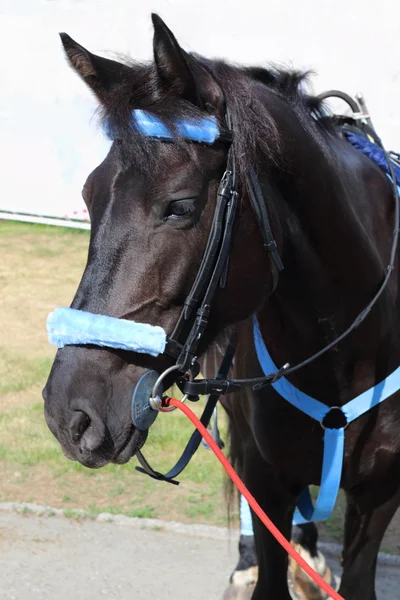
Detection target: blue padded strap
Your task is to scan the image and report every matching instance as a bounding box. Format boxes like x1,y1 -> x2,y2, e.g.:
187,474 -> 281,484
293,427 -> 344,524
240,492 -> 255,536
253,316 -> 330,421
47,307 -> 167,357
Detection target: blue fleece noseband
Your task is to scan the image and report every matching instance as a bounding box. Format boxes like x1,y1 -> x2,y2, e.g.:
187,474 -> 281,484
47,308 -> 167,357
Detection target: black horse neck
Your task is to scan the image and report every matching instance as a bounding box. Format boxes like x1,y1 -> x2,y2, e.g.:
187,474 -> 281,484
255,106 -> 398,404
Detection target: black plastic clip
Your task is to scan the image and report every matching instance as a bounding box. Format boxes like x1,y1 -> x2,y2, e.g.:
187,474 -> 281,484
182,378 -> 242,397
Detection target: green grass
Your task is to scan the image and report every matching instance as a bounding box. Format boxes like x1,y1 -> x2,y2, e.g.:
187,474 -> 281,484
0,221 -> 232,526
129,505 -> 157,518
0,351 -> 53,394
0,389 -> 230,524
63,508 -> 88,521
0,220 -> 89,238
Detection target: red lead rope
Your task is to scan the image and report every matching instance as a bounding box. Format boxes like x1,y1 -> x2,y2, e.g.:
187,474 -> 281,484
164,397 -> 344,600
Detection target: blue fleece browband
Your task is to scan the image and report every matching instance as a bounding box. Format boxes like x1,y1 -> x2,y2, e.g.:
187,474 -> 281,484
107,109 -> 221,144
47,308 -> 167,357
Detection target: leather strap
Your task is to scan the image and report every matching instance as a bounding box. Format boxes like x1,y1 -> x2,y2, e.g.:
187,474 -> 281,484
248,167 -> 284,275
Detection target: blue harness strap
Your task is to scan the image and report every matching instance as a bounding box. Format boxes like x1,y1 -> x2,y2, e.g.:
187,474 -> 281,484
253,316 -> 400,523
293,429 -> 344,524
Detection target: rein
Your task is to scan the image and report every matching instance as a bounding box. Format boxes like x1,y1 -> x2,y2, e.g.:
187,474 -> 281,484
162,395 -> 344,600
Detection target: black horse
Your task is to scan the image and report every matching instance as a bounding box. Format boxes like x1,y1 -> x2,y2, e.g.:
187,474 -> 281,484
44,15 -> 400,600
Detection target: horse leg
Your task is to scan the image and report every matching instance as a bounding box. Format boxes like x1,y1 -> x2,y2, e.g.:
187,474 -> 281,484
230,494 -> 258,584
225,497 -> 338,600
339,487 -> 400,600
289,522 -> 340,600
293,523 -> 318,557
242,456 -> 294,600
223,534 -> 258,600
223,472 -> 259,599
251,493 -> 294,599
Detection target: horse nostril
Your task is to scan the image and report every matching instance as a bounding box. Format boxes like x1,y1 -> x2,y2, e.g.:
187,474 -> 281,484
69,411 -> 91,444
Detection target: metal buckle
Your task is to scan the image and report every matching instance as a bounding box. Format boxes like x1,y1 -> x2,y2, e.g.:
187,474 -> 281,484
218,170 -> 234,199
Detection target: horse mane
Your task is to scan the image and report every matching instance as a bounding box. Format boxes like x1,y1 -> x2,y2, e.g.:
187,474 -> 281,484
101,56 -> 332,191
244,65 -> 326,117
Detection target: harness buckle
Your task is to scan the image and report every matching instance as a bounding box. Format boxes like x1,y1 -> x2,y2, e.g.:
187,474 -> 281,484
252,363 -> 290,390
217,170 -> 234,199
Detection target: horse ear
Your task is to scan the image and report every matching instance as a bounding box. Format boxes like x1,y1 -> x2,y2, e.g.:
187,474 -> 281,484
151,14 -> 224,115
152,14 -> 203,106
59,33 -> 131,105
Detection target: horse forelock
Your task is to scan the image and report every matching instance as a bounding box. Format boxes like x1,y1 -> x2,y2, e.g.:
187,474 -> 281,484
96,54 -> 335,193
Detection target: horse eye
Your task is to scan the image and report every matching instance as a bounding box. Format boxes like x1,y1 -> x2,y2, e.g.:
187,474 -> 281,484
164,199 -> 196,221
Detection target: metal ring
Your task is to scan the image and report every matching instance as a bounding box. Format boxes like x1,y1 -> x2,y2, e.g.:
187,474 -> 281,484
151,364 -> 183,400
151,363 -> 195,413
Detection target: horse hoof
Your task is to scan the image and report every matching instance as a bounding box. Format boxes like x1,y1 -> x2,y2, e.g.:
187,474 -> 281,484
222,566 -> 258,600
222,583 -> 256,600
288,542 -> 341,600
223,545 -> 340,600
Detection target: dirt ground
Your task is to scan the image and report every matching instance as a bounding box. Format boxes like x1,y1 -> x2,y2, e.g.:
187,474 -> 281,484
0,509 -> 399,600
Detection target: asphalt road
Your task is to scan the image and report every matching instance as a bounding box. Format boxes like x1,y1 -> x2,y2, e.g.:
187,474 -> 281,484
0,510 -> 398,600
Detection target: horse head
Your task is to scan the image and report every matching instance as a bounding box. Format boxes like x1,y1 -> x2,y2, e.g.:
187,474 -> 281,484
43,15 -> 274,468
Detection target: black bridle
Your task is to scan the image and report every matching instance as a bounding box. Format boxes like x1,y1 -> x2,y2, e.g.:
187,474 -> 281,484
168,106 -> 400,398
135,95 -> 400,483
161,110 -> 284,376
135,110 -> 284,483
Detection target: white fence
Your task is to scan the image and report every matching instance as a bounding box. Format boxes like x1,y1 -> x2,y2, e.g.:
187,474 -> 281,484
1,0 -> 399,227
